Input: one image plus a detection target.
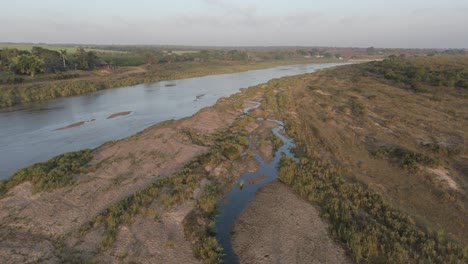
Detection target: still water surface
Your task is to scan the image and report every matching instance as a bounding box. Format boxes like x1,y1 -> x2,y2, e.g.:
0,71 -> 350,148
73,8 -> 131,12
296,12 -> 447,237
0,63 -> 345,179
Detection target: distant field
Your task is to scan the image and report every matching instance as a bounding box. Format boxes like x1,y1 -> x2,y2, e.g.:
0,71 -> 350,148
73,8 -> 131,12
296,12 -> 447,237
170,50 -> 198,54
0,43 -> 128,54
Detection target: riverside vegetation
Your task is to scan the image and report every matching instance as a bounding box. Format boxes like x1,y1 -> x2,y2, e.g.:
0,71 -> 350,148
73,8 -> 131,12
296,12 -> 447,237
0,54 -> 466,263
0,150 -> 92,195
79,121 -> 250,261
0,45 -> 353,108
267,55 -> 468,263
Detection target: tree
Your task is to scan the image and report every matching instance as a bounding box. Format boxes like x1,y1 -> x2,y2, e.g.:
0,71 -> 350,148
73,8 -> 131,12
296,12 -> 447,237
142,50 -> 157,65
31,47 -> 62,73
74,48 -> 99,70
87,51 -> 98,69
323,52 -> 333,59
13,54 -> 44,76
60,50 -> 67,69
367,46 -> 376,54
0,48 -> 26,71
309,48 -> 320,56
74,48 -> 89,70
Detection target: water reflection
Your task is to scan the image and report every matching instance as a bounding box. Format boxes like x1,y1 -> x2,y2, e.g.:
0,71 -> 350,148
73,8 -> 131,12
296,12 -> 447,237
0,63 -> 347,179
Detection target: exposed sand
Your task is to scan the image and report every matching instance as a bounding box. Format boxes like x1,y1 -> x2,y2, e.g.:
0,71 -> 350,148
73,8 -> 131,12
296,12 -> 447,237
233,181 -> 351,264
107,111 -> 132,119
425,167 -> 460,191
55,121 -> 86,130
0,86 -> 259,262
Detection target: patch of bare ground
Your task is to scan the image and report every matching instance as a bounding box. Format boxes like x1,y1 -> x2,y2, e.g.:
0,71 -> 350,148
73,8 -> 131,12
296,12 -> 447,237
233,181 -> 351,264
0,89 -> 254,263
425,167 -> 460,191
0,229 -> 59,264
95,203 -> 200,264
0,83 -> 268,261
250,119 -> 278,162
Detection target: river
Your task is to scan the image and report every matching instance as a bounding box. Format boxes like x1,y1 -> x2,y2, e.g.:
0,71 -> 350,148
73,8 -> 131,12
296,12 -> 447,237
215,101 -> 297,263
0,62 -> 344,179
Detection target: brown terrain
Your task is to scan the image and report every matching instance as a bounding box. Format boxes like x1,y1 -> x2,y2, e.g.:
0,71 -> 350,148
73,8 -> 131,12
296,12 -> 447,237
0,94 -> 241,262
106,111 -> 132,119
233,181 -> 351,264
286,67 -> 468,243
1,57 -> 465,263
54,121 -> 86,131
0,79 -> 350,263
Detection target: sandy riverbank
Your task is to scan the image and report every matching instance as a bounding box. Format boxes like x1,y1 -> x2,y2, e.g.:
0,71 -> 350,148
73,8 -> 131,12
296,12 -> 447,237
233,181 -> 351,264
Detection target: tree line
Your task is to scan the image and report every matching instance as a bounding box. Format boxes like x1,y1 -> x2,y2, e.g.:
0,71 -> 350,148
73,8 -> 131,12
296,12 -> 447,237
362,55 -> 468,91
0,47 -> 102,77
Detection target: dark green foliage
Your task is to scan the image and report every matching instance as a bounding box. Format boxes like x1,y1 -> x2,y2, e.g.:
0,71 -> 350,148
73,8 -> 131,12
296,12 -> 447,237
279,156 -> 468,263
2,150 -> 92,193
222,145 -> 241,160
51,73 -> 80,80
0,48 -> 27,71
183,211 -> 224,264
0,80 -> 101,107
373,146 -> 440,170
363,56 -> 468,91
12,54 -> 44,76
99,53 -> 146,66
349,99 -> 366,117
180,128 -> 207,146
198,184 -> 220,217
31,46 -> 64,73
2,76 -> 24,83
271,131 -> 283,151
74,48 -> 99,70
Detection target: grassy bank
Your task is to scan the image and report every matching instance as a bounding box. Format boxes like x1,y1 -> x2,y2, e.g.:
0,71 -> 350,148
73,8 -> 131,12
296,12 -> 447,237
257,55 -> 468,262
0,150 -> 92,195
71,85 -> 262,263
279,156 -> 468,263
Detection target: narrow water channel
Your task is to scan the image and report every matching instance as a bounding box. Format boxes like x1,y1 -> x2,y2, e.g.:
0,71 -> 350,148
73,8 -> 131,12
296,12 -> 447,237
214,102 -> 296,264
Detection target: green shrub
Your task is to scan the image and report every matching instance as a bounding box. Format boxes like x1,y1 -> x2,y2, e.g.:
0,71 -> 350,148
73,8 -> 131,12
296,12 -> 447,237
373,146 -> 440,170
3,149 -> 92,193
198,184 -> 220,217
278,156 -> 468,263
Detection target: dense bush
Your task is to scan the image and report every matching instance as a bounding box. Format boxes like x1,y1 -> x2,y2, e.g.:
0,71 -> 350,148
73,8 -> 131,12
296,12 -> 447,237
1,150 -> 92,194
84,120 -> 249,261
373,146 -> 440,170
279,156 -> 468,263
362,56 -> 468,92
51,73 -> 80,80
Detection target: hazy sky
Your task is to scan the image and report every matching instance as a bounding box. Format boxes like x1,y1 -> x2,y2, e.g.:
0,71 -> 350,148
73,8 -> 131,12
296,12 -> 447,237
1,0 -> 467,48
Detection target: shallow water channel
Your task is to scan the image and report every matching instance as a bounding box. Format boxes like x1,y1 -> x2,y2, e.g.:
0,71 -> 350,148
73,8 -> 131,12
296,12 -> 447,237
0,62 -> 345,180
214,102 -> 296,263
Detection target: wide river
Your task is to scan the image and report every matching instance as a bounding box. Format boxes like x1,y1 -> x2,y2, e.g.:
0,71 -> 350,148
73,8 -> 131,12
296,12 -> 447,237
0,62 -> 345,179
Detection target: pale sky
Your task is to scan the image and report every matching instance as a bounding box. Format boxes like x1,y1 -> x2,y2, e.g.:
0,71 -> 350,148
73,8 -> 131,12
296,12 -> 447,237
1,0 -> 467,48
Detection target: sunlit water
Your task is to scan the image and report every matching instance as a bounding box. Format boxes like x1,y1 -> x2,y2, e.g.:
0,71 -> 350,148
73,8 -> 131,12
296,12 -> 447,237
0,63 -> 345,179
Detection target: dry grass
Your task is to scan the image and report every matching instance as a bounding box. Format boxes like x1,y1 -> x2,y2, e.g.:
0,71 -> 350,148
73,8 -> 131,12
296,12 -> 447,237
272,58 -> 467,245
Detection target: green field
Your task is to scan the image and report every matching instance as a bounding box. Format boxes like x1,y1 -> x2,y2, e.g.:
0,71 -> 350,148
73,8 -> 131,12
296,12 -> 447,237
0,43 -> 199,55
0,43 -> 128,54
